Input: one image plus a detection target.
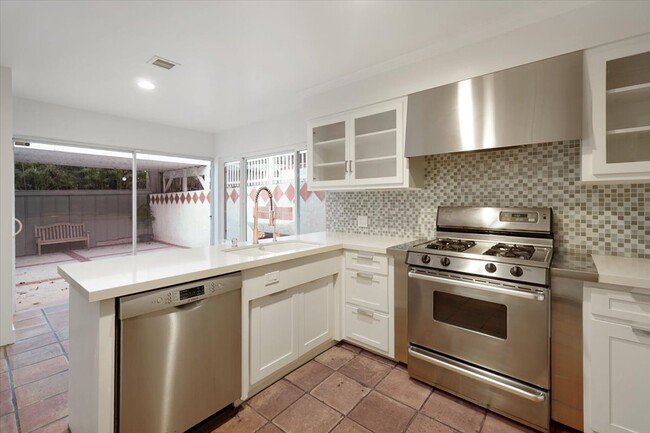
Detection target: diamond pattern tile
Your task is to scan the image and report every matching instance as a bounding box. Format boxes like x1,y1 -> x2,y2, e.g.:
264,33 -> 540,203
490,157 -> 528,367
300,183 -> 312,202
285,184 -> 296,202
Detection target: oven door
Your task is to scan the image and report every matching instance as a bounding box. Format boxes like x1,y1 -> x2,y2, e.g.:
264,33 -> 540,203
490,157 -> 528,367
408,267 -> 549,388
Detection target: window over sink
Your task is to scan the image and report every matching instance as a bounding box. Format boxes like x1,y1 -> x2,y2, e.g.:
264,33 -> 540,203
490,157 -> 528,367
223,150 -> 325,242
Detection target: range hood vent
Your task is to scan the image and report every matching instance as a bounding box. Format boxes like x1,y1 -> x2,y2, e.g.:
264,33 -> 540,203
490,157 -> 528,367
148,56 -> 179,70
405,51 -> 583,157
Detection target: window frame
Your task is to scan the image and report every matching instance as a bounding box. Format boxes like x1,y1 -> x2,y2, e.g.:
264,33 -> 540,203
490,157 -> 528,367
221,149 -> 313,244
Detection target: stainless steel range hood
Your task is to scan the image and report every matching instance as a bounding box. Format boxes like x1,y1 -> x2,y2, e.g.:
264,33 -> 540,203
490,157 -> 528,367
405,51 -> 583,157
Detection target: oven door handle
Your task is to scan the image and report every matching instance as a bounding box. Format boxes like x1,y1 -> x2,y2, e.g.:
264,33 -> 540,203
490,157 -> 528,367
408,270 -> 545,301
408,346 -> 546,402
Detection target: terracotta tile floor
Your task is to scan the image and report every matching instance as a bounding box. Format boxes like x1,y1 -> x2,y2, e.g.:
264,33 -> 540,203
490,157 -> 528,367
214,343 -> 581,433
1,308 -> 580,433
1,304 -> 69,433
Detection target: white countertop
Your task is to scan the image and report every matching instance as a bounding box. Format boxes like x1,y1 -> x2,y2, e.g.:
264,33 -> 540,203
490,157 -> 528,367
58,232 -> 415,302
591,254 -> 650,290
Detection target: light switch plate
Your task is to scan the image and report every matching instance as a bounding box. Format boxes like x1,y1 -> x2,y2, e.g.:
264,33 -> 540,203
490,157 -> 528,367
265,271 -> 280,285
357,215 -> 368,227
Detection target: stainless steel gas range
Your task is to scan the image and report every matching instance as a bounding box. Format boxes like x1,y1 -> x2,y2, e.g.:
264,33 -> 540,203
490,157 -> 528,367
407,207 -> 553,432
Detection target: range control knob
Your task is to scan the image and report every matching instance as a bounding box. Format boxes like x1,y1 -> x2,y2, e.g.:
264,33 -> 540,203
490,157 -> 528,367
421,255 -> 431,264
510,266 -> 524,277
485,263 -> 497,273
440,257 -> 451,267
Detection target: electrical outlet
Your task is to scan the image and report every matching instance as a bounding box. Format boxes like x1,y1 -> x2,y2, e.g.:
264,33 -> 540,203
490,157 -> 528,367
265,271 -> 280,285
357,215 -> 368,227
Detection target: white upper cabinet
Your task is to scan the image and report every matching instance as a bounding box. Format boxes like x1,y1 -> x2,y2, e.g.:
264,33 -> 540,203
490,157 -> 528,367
308,98 -> 423,190
582,33 -> 650,183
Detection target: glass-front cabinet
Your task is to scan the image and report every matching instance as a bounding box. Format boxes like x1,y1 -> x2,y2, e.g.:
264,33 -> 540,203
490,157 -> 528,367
582,33 -> 650,183
310,118 -> 348,187
308,98 -> 421,190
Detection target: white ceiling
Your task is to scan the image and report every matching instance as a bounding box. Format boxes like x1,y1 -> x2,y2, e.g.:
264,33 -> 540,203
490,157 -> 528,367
1,1 -> 593,133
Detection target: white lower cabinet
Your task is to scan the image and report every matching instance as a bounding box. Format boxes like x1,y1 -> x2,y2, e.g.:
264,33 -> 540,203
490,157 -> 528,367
342,250 -> 394,357
589,319 -> 650,433
344,304 -> 389,352
301,277 -> 335,353
249,276 -> 335,386
250,289 -> 299,385
584,282 -> 650,433
344,270 -> 388,313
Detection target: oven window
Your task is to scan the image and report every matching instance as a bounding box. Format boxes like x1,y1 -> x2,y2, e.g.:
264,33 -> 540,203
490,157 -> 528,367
433,292 -> 507,339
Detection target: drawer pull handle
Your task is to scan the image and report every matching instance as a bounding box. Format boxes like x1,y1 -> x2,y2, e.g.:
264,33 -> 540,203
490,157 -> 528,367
356,307 -> 375,318
356,272 -> 375,281
356,252 -> 377,262
408,346 -> 546,402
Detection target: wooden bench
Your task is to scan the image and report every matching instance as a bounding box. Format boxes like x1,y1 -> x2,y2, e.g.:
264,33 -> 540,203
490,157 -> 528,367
35,223 -> 90,256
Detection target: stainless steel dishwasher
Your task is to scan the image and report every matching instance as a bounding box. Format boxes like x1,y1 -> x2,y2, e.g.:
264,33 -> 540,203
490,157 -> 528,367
118,272 -> 241,433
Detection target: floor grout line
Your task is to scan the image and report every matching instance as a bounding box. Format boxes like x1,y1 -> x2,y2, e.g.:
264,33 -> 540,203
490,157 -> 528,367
40,309 -> 69,363
11,360 -> 69,390
30,414 -> 69,432
4,329 -> 23,433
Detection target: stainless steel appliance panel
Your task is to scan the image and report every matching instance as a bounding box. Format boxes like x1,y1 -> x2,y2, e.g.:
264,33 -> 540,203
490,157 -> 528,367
408,269 -> 550,388
388,247 -> 409,364
405,51 -> 582,157
409,346 -> 549,432
119,273 -> 241,433
550,272 -> 595,431
436,207 -> 552,234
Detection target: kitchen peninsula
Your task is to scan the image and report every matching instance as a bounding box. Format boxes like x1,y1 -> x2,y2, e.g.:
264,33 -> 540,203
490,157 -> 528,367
58,232 -> 413,433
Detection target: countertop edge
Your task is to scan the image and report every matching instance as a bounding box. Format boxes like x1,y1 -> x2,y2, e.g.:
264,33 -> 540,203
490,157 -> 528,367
591,254 -> 650,290
58,232 -> 416,302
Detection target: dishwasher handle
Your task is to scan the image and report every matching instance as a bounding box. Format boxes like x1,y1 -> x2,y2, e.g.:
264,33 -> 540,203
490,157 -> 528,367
174,299 -> 207,311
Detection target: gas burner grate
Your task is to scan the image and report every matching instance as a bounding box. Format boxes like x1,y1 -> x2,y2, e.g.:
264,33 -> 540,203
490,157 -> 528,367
483,243 -> 535,260
425,238 -> 476,252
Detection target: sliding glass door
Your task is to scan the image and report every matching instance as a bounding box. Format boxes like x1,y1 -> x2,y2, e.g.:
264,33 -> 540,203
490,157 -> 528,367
13,140 -> 213,310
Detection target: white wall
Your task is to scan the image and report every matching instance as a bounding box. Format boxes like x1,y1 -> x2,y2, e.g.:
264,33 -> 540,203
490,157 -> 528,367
150,192 -> 211,248
1,67 -> 15,345
14,98 -> 215,158
214,109 -> 306,160
305,2 -> 650,118
212,3 -> 650,161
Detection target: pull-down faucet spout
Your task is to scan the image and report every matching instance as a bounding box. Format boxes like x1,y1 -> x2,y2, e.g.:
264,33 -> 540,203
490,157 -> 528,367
252,186 -> 277,244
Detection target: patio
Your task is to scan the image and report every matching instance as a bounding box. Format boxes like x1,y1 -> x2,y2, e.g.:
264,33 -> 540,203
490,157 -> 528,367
14,242 -> 184,312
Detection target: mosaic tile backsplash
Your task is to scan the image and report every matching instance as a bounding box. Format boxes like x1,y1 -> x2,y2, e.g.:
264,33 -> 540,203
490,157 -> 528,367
326,140 -> 650,258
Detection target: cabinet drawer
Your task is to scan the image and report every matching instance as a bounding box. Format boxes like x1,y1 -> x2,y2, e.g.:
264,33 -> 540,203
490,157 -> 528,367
344,304 -> 389,352
345,270 -> 388,313
591,287 -> 650,327
345,250 -> 388,275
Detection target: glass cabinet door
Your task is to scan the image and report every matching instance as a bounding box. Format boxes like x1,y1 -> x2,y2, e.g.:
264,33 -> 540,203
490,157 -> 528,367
350,101 -> 404,185
310,120 -> 347,184
605,51 -> 650,164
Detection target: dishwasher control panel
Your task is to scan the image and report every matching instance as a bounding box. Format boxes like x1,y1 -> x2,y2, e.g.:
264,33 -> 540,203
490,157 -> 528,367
119,272 -> 242,320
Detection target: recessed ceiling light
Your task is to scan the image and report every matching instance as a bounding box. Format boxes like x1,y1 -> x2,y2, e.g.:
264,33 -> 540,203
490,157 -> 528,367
137,79 -> 155,90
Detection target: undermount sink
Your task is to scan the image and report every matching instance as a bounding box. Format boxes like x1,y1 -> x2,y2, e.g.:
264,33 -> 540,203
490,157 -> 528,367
225,241 -> 321,257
